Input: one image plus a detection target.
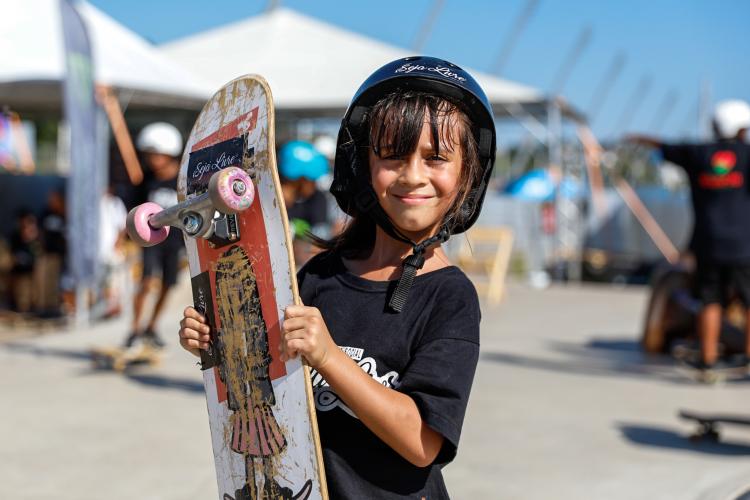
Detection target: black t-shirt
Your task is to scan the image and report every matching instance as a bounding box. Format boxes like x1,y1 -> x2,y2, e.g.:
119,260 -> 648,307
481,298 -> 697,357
297,251 -> 480,499
10,231 -> 40,275
661,140 -> 750,262
40,210 -> 66,256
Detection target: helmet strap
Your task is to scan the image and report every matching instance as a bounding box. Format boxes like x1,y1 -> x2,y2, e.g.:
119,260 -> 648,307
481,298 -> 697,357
387,227 -> 450,313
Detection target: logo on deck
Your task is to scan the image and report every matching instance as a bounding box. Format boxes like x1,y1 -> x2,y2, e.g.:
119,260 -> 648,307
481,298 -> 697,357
187,135 -> 245,193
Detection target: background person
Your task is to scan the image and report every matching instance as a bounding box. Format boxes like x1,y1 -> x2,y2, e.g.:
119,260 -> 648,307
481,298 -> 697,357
628,99 -> 750,380
126,122 -> 184,349
278,140 -> 331,267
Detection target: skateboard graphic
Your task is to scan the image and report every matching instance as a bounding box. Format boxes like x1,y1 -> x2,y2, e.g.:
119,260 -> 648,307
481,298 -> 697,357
679,410 -> 750,442
127,76 -> 326,500
90,345 -> 160,372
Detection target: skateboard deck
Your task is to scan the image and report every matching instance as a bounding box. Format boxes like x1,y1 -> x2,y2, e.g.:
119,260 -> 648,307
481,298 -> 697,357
127,76 -> 326,500
90,345 -> 160,372
679,409 -> 750,442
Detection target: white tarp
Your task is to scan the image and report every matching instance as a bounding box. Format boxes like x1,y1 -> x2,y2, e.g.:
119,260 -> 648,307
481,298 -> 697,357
161,8 -> 544,113
1,0 -> 212,107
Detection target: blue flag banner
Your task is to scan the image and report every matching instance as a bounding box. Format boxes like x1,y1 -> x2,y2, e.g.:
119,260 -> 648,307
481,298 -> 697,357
60,0 -> 100,289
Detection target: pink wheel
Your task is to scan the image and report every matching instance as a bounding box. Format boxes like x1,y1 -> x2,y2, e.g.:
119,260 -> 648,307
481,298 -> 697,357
126,202 -> 169,247
208,166 -> 254,214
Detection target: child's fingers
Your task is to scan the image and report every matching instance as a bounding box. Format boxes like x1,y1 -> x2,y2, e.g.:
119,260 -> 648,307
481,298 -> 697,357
179,337 -> 209,357
284,304 -> 321,319
279,341 -> 299,362
183,306 -> 207,323
282,317 -> 309,334
180,317 -> 210,335
179,325 -> 210,343
284,338 -> 306,360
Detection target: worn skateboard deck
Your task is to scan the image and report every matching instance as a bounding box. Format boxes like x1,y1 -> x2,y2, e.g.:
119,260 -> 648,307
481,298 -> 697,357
90,345 -> 160,372
177,76 -> 326,500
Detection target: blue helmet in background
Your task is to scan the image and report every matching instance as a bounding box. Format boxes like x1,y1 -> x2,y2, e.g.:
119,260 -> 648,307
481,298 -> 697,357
278,141 -> 329,181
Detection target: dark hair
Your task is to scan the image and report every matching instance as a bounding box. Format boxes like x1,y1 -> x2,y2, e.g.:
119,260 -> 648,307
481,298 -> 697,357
310,91 -> 481,258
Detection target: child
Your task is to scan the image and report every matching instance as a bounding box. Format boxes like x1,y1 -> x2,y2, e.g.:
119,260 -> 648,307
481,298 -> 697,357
179,56 -> 496,499
628,100 -> 750,381
128,122 -> 185,348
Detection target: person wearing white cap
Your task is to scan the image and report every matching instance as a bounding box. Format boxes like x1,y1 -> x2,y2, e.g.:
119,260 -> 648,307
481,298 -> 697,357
629,99 -> 750,381
126,122 -> 184,349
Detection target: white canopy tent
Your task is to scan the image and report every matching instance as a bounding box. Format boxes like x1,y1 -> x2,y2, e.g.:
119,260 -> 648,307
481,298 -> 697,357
1,0 -> 212,110
160,7 -> 550,117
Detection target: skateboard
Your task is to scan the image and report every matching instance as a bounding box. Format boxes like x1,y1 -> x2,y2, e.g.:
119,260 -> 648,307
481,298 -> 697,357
90,345 -> 160,372
126,76 -> 326,500
679,409 -> 750,442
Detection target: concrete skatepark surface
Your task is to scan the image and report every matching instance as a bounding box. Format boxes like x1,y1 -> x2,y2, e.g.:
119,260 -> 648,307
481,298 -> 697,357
2,277 -> 749,499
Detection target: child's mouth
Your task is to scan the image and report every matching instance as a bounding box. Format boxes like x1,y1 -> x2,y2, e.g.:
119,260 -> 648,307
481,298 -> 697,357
393,194 -> 433,205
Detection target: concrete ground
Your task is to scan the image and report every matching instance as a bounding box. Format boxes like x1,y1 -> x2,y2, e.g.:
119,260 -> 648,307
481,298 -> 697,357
1,276 -> 749,500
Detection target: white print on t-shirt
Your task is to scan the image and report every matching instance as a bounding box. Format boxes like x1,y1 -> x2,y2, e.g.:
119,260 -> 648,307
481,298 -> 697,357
310,346 -> 401,419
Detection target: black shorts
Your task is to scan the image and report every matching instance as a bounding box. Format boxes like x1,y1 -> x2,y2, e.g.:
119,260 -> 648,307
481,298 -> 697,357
694,259 -> 750,306
142,244 -> 182,287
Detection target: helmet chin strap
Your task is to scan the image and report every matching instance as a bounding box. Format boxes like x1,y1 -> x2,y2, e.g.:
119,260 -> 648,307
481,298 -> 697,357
387,226 -> 450,313
354,184 -> 451,313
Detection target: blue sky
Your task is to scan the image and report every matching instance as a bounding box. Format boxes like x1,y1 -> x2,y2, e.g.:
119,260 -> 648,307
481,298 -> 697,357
89,0 -> 750,141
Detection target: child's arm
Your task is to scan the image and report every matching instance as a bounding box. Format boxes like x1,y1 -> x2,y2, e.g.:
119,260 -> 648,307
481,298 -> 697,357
283,305 -> 444,468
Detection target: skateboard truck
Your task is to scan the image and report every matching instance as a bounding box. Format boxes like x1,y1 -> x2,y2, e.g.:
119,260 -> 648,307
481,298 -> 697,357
127,167 -> 254,247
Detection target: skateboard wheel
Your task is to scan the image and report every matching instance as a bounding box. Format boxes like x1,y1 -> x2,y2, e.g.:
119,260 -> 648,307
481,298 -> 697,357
127,202 -> 170,247
208,166 -> 254,214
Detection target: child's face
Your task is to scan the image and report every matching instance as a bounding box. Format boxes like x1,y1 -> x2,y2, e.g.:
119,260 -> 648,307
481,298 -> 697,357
369,114 -> 462,241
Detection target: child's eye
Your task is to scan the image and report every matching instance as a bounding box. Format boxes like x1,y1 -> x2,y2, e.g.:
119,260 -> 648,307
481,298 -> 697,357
382,153 -> 403,161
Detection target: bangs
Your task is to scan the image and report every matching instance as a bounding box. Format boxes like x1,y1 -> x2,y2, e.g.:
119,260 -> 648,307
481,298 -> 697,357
368,91 -> 463,159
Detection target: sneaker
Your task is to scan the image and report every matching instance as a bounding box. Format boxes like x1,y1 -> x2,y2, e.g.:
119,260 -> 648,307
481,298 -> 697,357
143,328 -> 166,348
696,368 -> 721,384
731,354 -> 750,369
123,331 -> 140,348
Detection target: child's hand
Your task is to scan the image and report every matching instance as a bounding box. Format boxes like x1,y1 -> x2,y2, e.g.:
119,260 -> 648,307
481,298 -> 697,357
179,306 -> 211,357
281,305 -> 336,369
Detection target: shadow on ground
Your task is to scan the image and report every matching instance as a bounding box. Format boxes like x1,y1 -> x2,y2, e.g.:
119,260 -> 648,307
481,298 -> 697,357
618,423 -> 750,456
2,342 -> 204,393
481,336 -> 750,386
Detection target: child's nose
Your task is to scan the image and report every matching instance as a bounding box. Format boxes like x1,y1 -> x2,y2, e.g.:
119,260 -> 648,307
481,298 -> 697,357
400,154 -> 427,185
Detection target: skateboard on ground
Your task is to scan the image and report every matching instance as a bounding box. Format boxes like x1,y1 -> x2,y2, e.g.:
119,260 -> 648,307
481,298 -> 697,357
679,409 -> 750,442
126,76 -> 326,500
90,345 -> 160,372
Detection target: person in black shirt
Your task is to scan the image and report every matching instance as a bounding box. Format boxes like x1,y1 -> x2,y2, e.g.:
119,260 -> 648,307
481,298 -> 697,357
629,99 -> 750,378
179,56 -> 497,498
126,122 -> 185,348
